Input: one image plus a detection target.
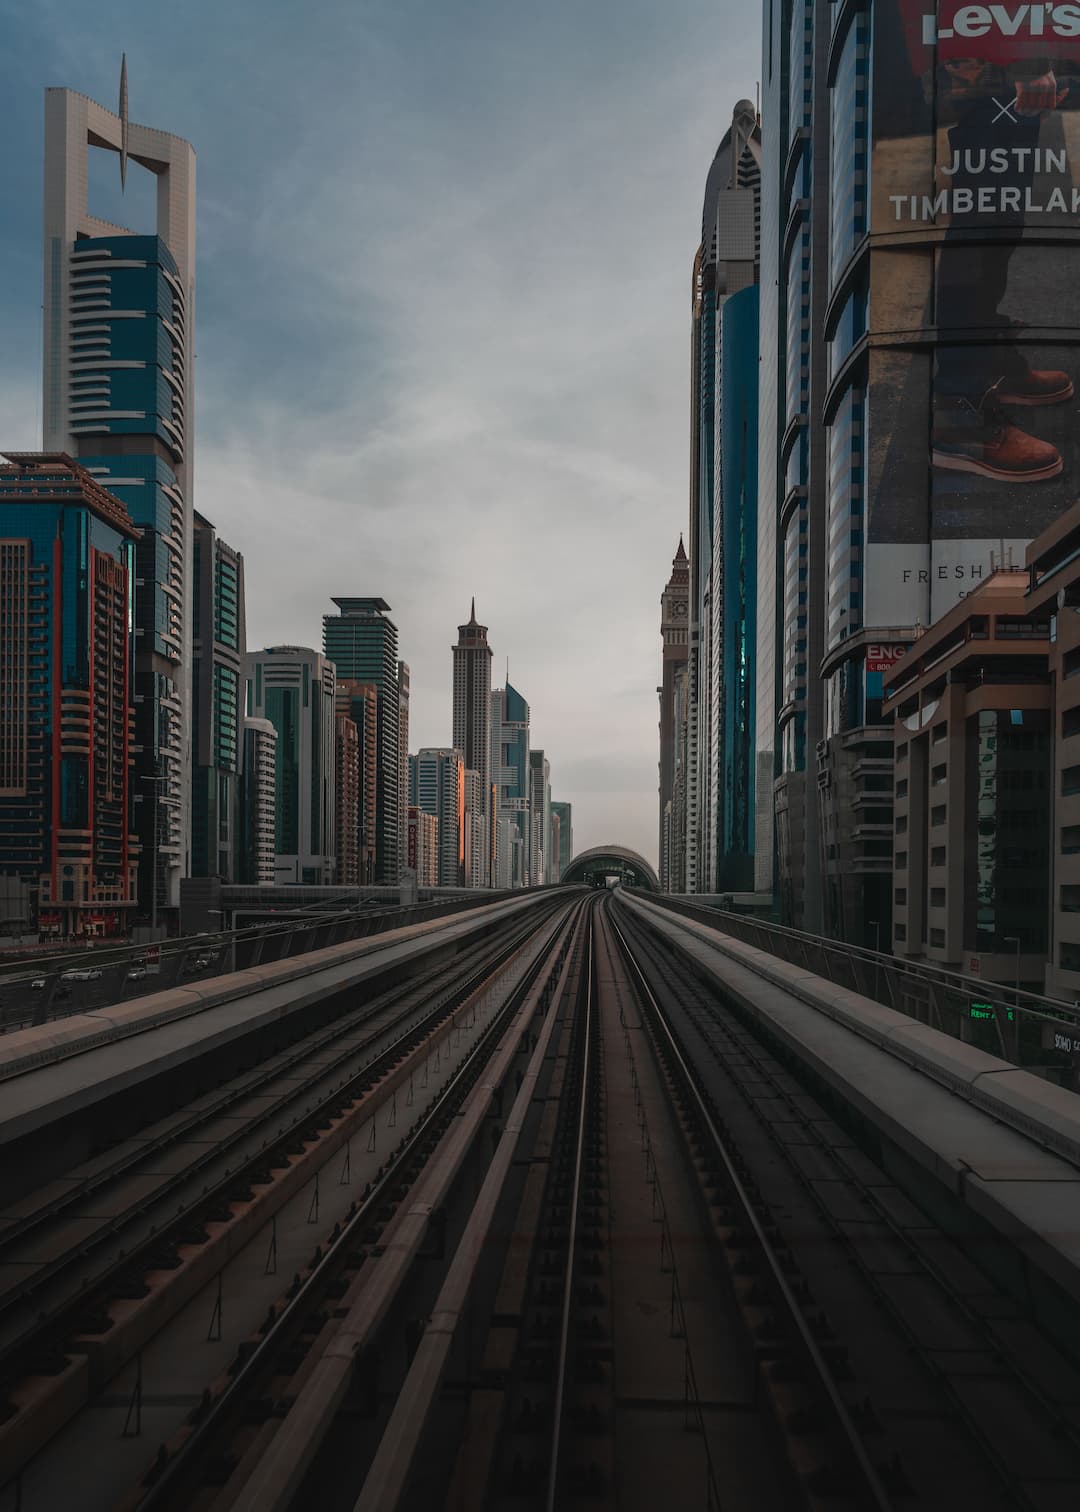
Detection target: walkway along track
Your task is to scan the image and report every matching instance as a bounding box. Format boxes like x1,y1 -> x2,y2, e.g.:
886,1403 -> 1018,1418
0,892 -> 574,1506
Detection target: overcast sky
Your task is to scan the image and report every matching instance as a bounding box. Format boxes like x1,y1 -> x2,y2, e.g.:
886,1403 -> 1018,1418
0,0 -> 758,869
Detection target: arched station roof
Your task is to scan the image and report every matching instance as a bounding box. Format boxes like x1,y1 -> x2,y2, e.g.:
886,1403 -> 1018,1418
560,846 -> 659,891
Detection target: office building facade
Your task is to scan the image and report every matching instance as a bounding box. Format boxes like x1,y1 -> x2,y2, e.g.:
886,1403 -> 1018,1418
323,599 -> 400,883
491,684 -> 530,887
551,800 -> 573,881
528,749 -> 551,886
0,453 -> 139,937
453,601 -> 493,886
247,646 -> 336,885
687,99 -> 761,895
414,748 -> 465,888
659,539 -> 690,891
190,513 -> 245,881
238,716 -> 276,886
44,83 -> 196,920
760,0 -> 1080,942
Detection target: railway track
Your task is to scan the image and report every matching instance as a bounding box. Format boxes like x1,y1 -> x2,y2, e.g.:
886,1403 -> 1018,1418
0,893 -> 574,1506
7,891 -> 1080,1511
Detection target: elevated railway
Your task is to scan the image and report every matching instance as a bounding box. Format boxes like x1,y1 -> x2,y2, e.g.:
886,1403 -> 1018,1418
0,889 -> 1077,1510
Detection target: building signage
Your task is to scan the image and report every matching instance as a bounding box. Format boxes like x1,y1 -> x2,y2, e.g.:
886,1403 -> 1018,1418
865,642 -> 910,672
865,1 -> 1080,626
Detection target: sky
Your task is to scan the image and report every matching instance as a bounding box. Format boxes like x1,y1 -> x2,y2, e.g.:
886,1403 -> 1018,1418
0,0 -> 759,870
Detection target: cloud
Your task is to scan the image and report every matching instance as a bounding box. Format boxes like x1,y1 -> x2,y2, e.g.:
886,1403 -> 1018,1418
0,0 -> 760,866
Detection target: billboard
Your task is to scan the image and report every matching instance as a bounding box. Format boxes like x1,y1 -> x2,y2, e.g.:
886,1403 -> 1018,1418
865,1 -> 1080,622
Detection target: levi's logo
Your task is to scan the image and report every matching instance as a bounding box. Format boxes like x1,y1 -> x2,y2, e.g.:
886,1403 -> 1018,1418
923,3 -> 1080,41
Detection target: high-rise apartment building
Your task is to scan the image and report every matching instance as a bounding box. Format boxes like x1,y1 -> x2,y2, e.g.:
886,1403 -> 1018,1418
549,809 -> 561,884
407,807 -> 438,889
687,100 -> 761,895
43,81 -> 196,920
414,748 -> 465,888
0,454 -> 139,937
528,749 -> 551,886
336,681 -> 377,884
397,660 -> 410,885
491,684 -> 530,887
190,513 -> 245,881
658,538 -> 690,891
246,647 -> 336,885
335,713 -> 360,886
453,601 -> 493,886
238,716 -> 276,886
463,768 -> 485,887
551,800 -> 573,881
323,600 -> 400,883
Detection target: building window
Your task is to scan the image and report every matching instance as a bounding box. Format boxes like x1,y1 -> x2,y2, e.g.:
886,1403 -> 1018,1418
932,763 -> 947,786
931,805 -> 946,827
932,723 -> 947,744
1062,824 -> 1080,854
1060,941 -> 1080,971
931,846 -> 946,866
1063,645 -> 1080,678
895,887 -> 907,905
1061,885 -> 1080,913
1063,764 -> 1080,797
896,815 -> 907,835
894,922 -> 907,941
896,850 -> 907,869
930,928 -> 946,948
1064,706 -> 1080,740
930,887 -> 946,908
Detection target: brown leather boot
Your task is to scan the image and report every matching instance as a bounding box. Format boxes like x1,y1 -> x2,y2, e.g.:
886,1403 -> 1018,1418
932,414 -> 1062,481
996,370 -> 1074,406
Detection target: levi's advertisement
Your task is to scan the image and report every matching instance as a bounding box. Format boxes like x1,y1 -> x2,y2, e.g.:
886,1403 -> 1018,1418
866,1 -> 1080,621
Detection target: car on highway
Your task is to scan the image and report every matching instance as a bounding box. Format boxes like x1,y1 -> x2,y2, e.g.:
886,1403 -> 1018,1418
30,977 -> 71,997
126,965 -> 149,981
60,967 -> 103,982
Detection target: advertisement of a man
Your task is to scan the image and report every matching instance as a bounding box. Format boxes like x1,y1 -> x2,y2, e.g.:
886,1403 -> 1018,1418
868,1 -> 1080,618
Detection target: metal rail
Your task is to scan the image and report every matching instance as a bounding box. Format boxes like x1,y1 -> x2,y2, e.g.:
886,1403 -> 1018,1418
132,898 -> 583,1512
545,904 -> 594,1512
607,906 -> 894,1512
0,900 -> 567,1427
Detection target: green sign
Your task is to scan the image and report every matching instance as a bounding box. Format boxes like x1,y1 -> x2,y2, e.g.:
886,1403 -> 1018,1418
969,1001 -> 1013,1022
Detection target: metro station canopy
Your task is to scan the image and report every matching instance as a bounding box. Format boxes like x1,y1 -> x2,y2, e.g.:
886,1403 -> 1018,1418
560,846 -> 659,891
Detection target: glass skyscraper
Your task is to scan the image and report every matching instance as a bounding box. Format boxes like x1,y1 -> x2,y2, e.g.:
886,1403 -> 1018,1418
43,86 -> 195,922
323,599 -> 401,883
191,513 -> 245,880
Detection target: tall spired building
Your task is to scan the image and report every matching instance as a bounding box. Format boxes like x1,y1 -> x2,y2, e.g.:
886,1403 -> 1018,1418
42,67 -> 196,918
452,601 -> 493,886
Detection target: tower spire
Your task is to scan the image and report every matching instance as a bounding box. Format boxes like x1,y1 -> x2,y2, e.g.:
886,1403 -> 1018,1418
469,596 -> 477,626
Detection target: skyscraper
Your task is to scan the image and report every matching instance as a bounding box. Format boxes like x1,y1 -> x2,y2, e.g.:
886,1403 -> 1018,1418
414,748 -> 465,887
190,513 -> 245,881
397,660 -> 410,885
687,99 -> 761,896
462,768 -> 485,887
453,600 -> 493,885
335,712 -> 360,886
491,683 -> 530,887
246,647 -> 336,885
658,538 -> 690,891
0,454 -> 139,937
336,681 -> 378,884
322,599 -> 400,883
238,717 -> 276,886
528,749 -> 551,886
43,78 -> 196,919
551,800 -> 573,881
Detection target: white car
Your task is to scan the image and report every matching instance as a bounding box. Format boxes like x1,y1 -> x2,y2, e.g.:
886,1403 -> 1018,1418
60,967 -> 103,982
126,965 -> 149,981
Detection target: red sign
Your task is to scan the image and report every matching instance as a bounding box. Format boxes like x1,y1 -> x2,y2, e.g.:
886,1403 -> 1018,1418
866,643 -> 909,673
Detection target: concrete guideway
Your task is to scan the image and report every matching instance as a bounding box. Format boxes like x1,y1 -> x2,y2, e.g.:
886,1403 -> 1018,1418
619,891 -> 1080,1320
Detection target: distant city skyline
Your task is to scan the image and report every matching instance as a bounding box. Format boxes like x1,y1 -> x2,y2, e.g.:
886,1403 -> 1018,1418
0,0 -> 759,868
